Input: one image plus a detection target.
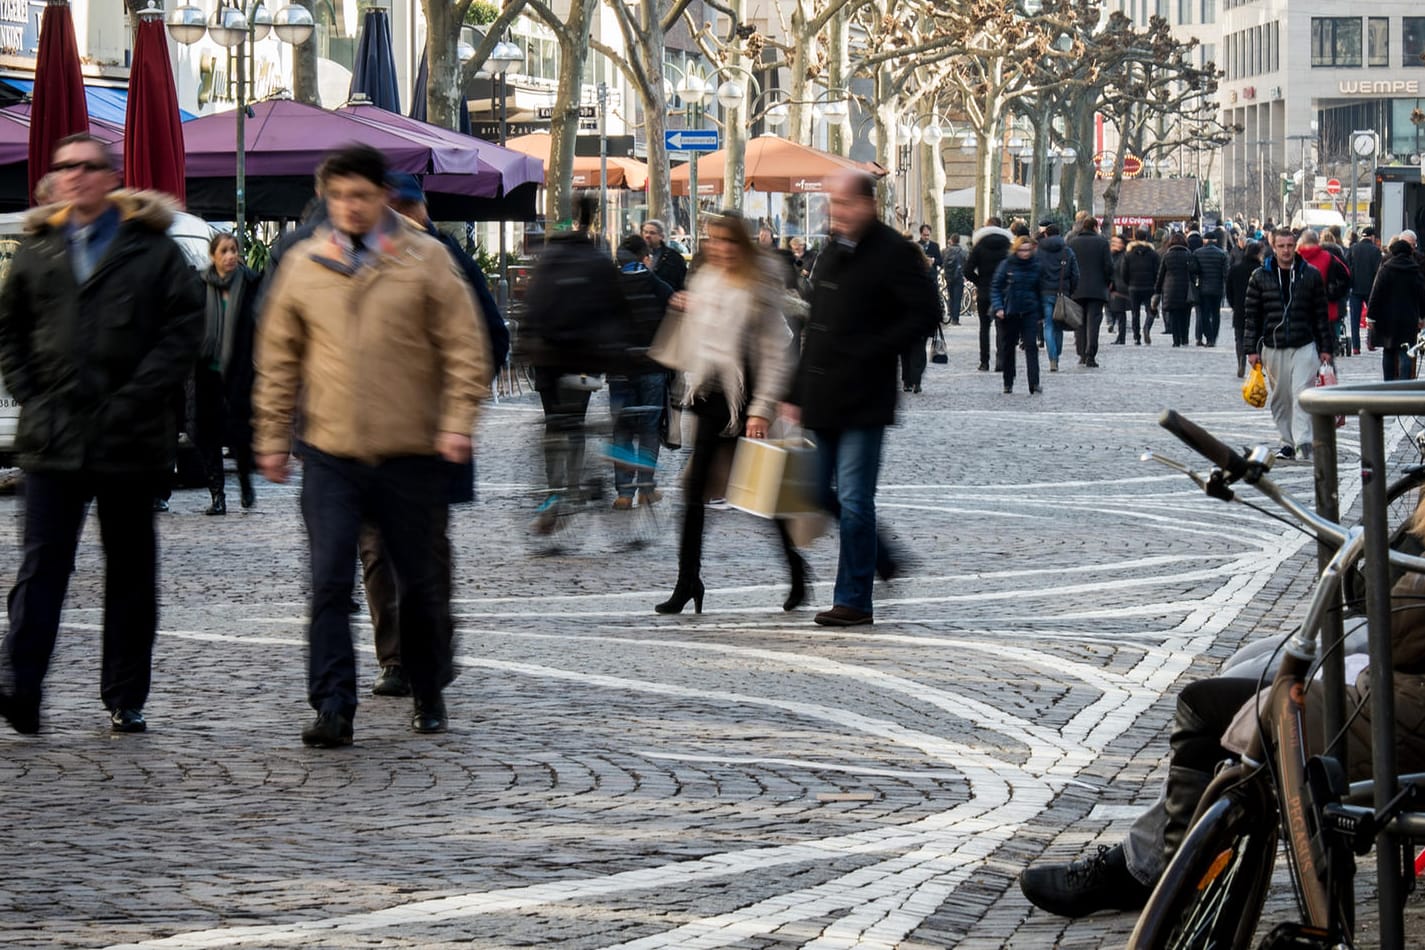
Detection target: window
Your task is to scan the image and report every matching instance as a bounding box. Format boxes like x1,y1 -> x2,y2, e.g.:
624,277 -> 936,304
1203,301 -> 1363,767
1272,21 -> 1280,71
1369,17 -> 1390,67
1178,0 -> 1191,25
1311,17 -> 1362,67
1201,0 -> 1216,26
1405,18 -> 1425,67
1156,0 -> 1168,19
1203,43 -> 1216,71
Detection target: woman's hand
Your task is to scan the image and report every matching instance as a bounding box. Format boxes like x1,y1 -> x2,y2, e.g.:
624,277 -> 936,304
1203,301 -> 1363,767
995,308 -> 1005,320
669,291 -> 690,312
745,415 -> 770,440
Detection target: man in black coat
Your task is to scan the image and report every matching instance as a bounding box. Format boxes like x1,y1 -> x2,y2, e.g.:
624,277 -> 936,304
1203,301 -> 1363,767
0,134 -> 204,735
786,171 -> 940,627
1066,217 -> 1113,367
641,219 -> 687,292
1244,228 -> 1335,461
964,217 -> 1014,371
1192,231 -> 1230,346
1121,228 -> 1160,345
1346,227 -> 1382,357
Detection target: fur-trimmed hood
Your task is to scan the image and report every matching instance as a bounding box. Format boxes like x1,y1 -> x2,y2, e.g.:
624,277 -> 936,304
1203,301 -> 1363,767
972,225 -> 1013,246
23,188 -> 178,235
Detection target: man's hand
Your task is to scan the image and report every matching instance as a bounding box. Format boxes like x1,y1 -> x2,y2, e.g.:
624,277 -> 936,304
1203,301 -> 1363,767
779,403 -> 801,426
745,415 -> 770,440
1247,354 -> 1260,368
1321,353 -> 1334,364
995,308 -> 1005,320
436,432 -> 473,463
258,453 -> 290,484
669,291 -> 690,312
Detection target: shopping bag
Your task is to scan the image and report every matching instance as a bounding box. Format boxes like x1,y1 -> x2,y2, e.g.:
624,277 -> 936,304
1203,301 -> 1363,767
726,436 -> 821,518
1052,294 -> 1084,331
1316,363 -> 1346,428
1241,363 -> 1267,408
659,372 -> 686,450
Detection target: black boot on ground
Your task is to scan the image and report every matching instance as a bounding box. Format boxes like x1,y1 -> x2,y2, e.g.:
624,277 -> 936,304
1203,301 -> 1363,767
1018,843 -> 1152,918
239,474 -> 256,509
205,490 -> 227,516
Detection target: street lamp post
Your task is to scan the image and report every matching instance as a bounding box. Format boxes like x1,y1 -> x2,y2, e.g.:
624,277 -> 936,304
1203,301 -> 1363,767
669,65 -> 713,245
167,2 -> 313,250
1350,130 -> 1377,233
487,39 -> 523,303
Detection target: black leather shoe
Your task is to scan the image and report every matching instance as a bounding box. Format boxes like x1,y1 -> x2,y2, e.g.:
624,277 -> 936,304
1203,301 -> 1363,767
152,497 -> 170,513
813,606 -> 874,626
412,693 -> 448,734
372,665 -> 412,697
302,711 -> 353,747
1018,844 -> 1152,918
0,689 -> 40,735
109,708 -> 147,733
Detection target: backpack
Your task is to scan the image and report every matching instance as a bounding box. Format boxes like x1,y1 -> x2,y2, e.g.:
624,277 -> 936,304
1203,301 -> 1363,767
519,234 -> 632,371
943,245 -> 965,285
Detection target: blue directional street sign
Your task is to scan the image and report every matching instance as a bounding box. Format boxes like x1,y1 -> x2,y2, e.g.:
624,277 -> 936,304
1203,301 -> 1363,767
665,129 -> 721,152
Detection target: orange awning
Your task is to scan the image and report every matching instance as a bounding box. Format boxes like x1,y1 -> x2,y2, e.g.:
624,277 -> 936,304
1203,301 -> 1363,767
504,132 -> 648,191
669,134 -> 883,196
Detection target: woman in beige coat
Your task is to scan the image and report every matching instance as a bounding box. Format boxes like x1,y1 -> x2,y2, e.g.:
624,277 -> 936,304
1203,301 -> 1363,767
650,211 -> 805,614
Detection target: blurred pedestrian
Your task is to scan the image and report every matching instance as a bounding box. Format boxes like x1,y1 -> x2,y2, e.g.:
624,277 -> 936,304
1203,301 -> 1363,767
1346,227 -> 1381,357
253,144 -> 491,746
610,233 -> 673,510
991,235 -> 1044,395
648,211 -> 803,615
789,236 -> 817,283
1366,237 -> 1425,380
1036,222 -> 1078,372
785,170 -> 940,626
194,232 -> 259,515
1066,216 -> 1112,367
965,216 -> 1013,372
1225,240 -> 1263,377
0,134 -> 203,735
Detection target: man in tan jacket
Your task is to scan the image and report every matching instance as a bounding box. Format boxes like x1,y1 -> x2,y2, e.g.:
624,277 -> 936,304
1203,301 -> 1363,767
253,145 -> 490,747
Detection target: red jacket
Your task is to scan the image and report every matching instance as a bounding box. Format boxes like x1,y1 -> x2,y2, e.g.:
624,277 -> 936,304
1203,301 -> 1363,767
1298,244 -> 1350,323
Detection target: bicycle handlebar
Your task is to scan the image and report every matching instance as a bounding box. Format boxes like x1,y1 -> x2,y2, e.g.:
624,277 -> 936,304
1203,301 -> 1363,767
1159,409 -> 1250,482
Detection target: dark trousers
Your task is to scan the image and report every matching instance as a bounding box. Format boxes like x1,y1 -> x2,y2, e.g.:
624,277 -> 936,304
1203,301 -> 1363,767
1129,289 -> 1154,342
677,396 -> 797,583
900,337 -> 928,387
1234,318 -> 1247,374
538,385 -> 592,495
301,447 -> 450,717
4,471 -> 159,711
947,278 -> 964,324
1073,300 -> 1105,361
976,284 -> 996,368
1195,294 -> 1223,345
1348,293 -> 1366,353
998,312 -> 1040,392
609,373 -> 666,497
1383,345 -> 1415,381
194,367 -> 253,494
360,522 -> 454,669
1167,307 -> 1192,346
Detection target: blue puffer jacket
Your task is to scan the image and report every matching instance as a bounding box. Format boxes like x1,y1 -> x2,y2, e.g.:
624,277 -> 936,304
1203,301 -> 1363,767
990,254 -> 1043,316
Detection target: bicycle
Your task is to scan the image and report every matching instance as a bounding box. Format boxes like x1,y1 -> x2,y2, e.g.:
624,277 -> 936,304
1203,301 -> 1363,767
1128,410 -> 1425,950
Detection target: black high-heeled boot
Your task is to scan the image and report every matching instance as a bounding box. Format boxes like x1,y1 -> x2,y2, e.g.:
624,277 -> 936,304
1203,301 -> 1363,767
205,490 -> 227,516
655,578 -> 704,614
784,553 -> 810,611
239,473 -> 256,509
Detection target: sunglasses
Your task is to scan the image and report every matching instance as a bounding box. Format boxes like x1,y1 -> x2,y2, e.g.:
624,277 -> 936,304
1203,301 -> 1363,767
51,160 -> 111,174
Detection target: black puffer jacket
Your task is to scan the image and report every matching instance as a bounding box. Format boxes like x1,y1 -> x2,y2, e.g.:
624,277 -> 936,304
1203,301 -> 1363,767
1366,247 -> 1425,349
1121,240 -> 1160,293
1192,244 -> 1229,299
0,191 -> 204,475
792,222 -> 941,429
1155,245 -> 1199,310
1066,231 -> 1113,302
1347,240 -> 1383,297
1035,235 -> 1079,295
649,244 -> 687,292
964,226 -> 1013,292
1243,254 -> 1333,356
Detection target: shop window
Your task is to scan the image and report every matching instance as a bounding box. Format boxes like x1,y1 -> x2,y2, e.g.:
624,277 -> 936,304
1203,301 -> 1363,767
1405,18 -> 1425,67
1369,17 -> 1389,67
1311,17 -> 1362,68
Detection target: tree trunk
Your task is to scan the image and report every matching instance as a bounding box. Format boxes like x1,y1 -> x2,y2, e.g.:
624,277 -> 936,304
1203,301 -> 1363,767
291,0 -> 320,106
547,30 -> 587,227
826,9 -> 848,156
637,18 -> 672,224
787,7 -> 812,147
422,0 -> 462,130
1030,112 -> 1047,226
873,79 -> 897,225
721,0 -> 748,210
921,134 -> 946,244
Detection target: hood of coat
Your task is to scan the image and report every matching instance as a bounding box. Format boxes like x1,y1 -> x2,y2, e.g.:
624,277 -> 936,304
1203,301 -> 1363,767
25,188 -> 177,235
1381,248 -> 1420,274
1127,240 -> 1155,255
1037,235 -> 1067,254
1297,244 -> 1332,272
972,225 -> 1013,246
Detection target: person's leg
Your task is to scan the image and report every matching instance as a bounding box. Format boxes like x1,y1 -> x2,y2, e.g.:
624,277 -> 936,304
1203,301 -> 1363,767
2,473 -> 89,719
1287,344 -> 1320,453
358,522 -> 401,669
1259,346 -> 1297,450
193,368 -> 226,497
1207,295 -> 1223,345
977,288 -> 994,370
675,399 -> 729,584
1234,317 -> 1247,376
1348,293 -> 1364,354
1025,315 -> 1042,392
829,427 -> 884,614
299,448 -> 366,720
1042,296 -> 1061,366
1000,315 -> 1018,391
608,376 -> 636,500
948,279 -> 964,327
1085,301 -> 1104,363
635,372 -> 666,482
1131,290 -> 1149,343
93,475 -> 160,714
369,455 -> 451,707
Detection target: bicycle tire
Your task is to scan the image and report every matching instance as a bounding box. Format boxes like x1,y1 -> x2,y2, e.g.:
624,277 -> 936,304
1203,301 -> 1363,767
1129,773 -> 1279,950
960,283 -> 978,324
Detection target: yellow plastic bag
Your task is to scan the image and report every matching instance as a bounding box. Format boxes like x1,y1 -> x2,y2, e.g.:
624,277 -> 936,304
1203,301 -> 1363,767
1242,363 -> 1267,408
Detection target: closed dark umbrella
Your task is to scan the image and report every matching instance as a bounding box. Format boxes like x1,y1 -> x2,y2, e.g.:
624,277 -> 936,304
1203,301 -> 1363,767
123,12 -> 185,203
28,0 -> 88,203
410,48 -> 471,135
348,7 -> 400,112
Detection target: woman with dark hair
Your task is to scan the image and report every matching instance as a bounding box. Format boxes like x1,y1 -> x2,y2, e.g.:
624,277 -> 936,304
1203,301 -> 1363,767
649,210 -> 805,614
195,232 -> 259,513
1225,240 -> 1263,377
1366,238 -> 1425,380
1154,230 -> 1199,347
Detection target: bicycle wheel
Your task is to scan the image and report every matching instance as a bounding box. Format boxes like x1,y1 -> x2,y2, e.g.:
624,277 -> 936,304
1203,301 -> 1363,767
961,283 -> 978,323
1129,774 -> 1279,950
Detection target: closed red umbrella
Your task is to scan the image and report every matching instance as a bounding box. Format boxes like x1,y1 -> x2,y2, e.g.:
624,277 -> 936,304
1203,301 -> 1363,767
124,12 -> 185,202
28,0 -> 89,203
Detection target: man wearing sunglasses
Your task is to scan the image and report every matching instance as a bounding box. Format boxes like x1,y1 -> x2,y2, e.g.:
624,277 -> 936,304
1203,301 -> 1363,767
0,134 -> 204,735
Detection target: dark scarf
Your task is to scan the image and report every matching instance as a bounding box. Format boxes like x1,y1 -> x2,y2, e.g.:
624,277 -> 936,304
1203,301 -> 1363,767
202,265 -> 246,375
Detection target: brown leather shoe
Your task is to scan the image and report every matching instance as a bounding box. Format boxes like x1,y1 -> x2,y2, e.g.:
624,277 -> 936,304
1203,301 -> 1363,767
813,606 -> 874,627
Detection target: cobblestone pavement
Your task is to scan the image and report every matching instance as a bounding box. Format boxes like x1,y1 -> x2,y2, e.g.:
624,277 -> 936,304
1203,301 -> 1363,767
1,325 -> 1421,948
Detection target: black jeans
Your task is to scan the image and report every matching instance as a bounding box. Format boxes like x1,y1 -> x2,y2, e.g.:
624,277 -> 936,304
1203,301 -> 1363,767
976,284 -> 996,368
300,447 -> 450,717
1073,300 -> 1105,361
998,312 -> 1040,392
194,366 -> 254,494
1195,294 -> 1223,345
538,384 -> 592,496
4,471 -> 159,711
1129,289 -> 1154,342
677,396 -> 797,584
1167,307 -> 1192,346
360,523 -> 454,669
900,337 -> 928,387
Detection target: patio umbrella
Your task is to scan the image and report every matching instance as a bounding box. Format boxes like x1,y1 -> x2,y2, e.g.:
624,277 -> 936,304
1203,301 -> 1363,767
348,7 -> 400,113
669,134 -> 878,196
410,48 -> 471,135
504,132 -> 648,191
28,0 -> 88,203
123,13 -> 185,203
